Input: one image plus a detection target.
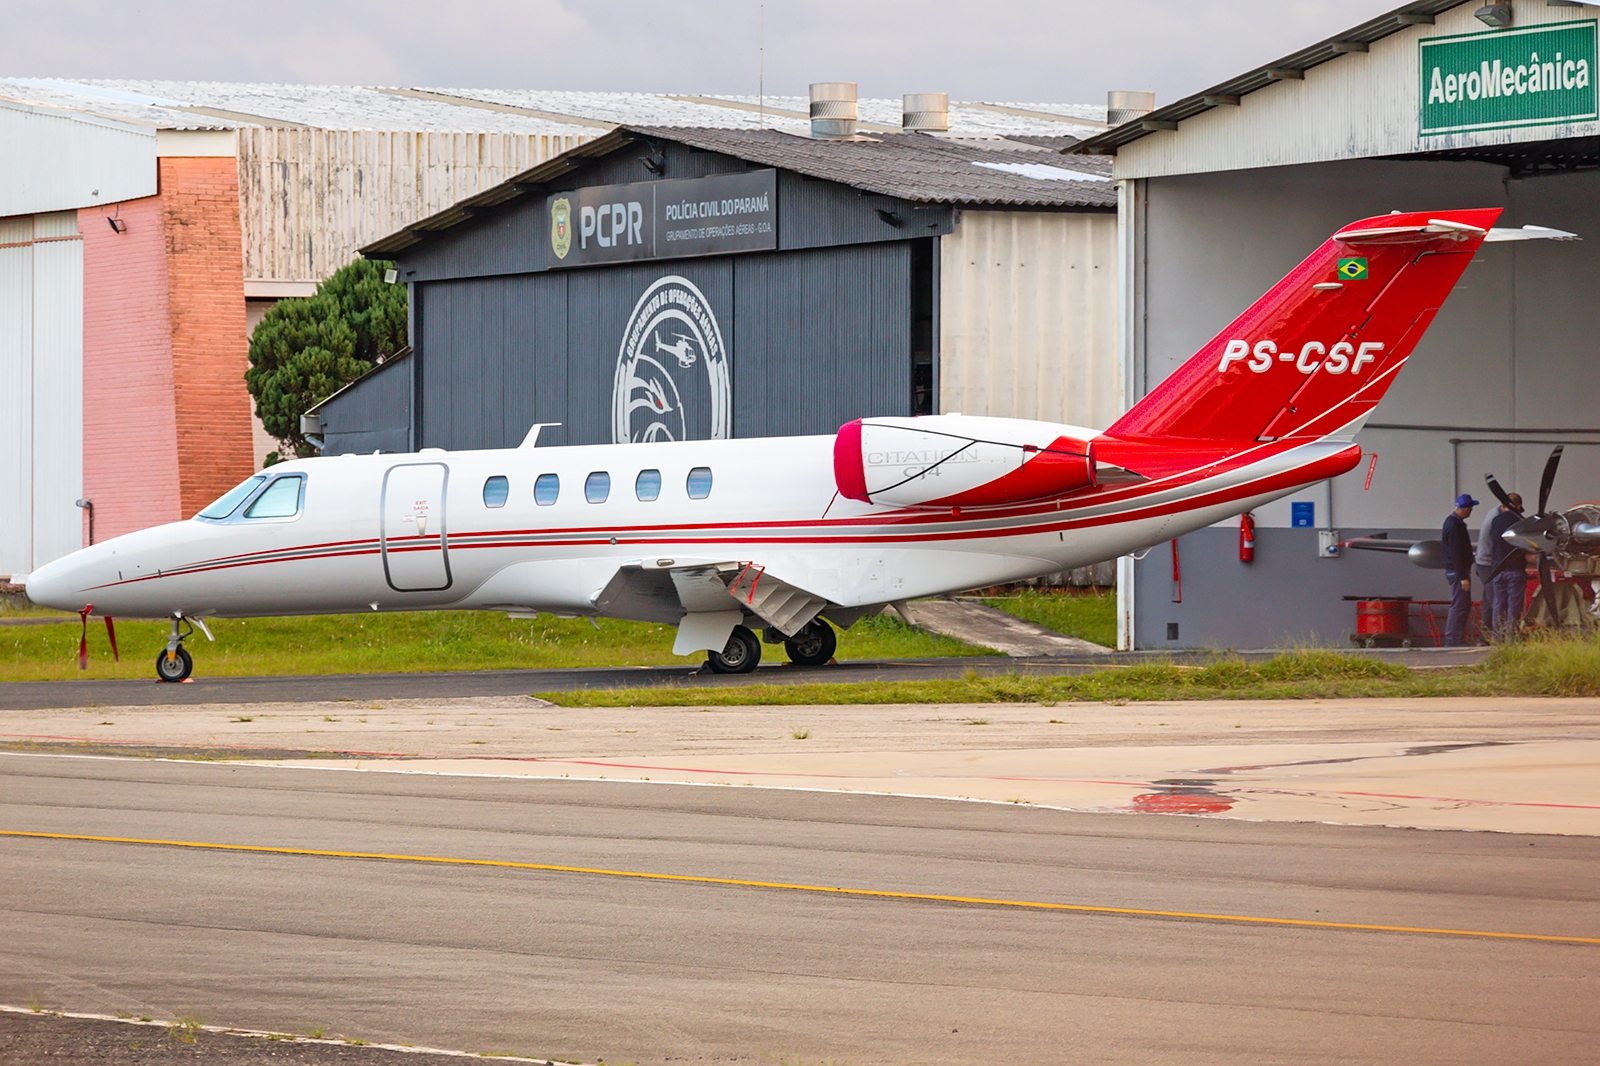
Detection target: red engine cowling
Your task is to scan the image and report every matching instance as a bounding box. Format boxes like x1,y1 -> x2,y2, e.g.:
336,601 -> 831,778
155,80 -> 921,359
834,415 -> 1096,508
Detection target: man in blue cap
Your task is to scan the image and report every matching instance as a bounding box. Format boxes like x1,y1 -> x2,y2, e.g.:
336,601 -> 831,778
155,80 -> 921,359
1441,493 -> 1478,646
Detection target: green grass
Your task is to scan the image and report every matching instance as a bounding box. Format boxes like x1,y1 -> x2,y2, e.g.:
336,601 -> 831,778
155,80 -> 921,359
981,588 -> 1117,647
539,638 -> 1600,706
0,608 -> 985,682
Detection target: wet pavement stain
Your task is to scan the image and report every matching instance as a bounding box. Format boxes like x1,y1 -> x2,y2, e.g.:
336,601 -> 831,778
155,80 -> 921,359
1128,778 -> 1235,814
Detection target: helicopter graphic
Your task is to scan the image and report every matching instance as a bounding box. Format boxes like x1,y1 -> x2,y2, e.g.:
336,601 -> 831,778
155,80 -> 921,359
654,332 -> 699,369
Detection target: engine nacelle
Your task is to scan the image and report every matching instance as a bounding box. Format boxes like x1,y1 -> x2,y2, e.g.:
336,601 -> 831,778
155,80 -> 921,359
834,415 -> 1096,508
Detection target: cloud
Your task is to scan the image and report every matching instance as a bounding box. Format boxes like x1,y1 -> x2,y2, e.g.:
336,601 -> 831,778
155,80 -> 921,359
1,0 -> 1399,105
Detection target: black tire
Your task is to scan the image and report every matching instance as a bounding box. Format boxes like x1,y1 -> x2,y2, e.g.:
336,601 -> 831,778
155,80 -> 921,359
707,626 -> 761,674
784,620 -> 837,666
155,645 -> 193,683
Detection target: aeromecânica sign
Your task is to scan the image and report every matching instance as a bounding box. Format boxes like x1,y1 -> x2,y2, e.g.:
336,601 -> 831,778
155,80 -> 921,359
1420,19 -> 1597,136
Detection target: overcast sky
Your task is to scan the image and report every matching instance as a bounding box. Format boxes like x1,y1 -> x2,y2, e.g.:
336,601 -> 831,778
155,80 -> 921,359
5,0 -> 1401,106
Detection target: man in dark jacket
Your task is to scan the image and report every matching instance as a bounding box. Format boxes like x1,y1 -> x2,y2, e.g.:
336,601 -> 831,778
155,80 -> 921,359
1488,492 -> 1528,640
1441,494 -> 1478,646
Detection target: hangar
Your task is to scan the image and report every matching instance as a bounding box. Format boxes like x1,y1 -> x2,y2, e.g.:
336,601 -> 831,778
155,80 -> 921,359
1074,0 -> 1600,649
333,98 -> 1117,455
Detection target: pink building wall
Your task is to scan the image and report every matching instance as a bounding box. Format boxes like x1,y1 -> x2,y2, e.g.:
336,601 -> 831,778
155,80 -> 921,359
80,194 -> 181,542
79,156 -> 256,544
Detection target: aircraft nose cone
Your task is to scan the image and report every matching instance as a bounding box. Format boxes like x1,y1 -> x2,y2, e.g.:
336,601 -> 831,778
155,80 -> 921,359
19,558 -> 78,612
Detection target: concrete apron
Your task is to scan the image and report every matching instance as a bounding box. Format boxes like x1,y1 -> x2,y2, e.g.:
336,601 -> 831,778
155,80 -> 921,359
9,695 -> 1598,836
248,739 -> 1600,836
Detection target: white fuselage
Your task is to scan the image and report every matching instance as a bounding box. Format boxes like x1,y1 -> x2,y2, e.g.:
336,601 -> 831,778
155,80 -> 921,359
24,428 -> 1353,626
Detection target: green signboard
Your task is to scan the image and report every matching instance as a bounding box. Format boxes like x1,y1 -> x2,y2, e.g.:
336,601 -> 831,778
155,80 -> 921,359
1420,20 -> 1597,136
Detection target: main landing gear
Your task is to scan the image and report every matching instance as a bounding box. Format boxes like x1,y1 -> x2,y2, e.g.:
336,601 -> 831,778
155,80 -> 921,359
705,619 -> 839,674
707,625 -> 761,674
783,619 -> 837,666
155,614 -> 213,682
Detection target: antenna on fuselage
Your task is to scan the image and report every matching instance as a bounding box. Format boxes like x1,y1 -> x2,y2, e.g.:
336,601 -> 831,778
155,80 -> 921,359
520,422 -> 564,448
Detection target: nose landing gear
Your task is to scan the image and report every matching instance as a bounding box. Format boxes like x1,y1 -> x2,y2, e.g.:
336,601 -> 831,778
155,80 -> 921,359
155,614 -> 213,682
155,643 -> 193,682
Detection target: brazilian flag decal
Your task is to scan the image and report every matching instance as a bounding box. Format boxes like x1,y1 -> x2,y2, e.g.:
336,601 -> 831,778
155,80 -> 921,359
1337,257 -> 1369,281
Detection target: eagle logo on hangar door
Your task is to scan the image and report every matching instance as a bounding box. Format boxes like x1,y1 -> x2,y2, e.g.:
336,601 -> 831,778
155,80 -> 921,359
613,276 -> 731,443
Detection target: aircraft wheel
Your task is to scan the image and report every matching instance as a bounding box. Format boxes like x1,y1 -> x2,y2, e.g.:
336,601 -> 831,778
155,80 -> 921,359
155,645 -> 193,683
707,626 -> 761,674
784,620 -> 837,666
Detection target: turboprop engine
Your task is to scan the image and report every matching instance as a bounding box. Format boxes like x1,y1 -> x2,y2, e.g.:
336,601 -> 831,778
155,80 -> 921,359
833,415 -> 1097,508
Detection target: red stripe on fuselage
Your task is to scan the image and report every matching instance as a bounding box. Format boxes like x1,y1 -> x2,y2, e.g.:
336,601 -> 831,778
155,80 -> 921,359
84,442 -> 1357,591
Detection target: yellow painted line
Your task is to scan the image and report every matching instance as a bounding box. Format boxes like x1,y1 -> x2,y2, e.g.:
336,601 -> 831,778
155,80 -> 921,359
4,829 -> 1596,946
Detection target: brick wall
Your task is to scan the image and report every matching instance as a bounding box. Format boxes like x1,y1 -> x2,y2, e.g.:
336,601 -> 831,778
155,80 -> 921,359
80,195 -> 181,542
160,156 -> 255,518
80,158 -> 257,543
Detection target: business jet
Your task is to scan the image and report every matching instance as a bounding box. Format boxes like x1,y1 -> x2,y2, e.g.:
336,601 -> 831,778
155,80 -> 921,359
25,208 -> 1565,680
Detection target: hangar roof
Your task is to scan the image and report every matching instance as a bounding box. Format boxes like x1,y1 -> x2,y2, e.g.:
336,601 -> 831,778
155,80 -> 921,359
1071,0 -> 1472,156
361,126 -> 1114,255
627,126 -> 1114,205
0,79 -> 1106,139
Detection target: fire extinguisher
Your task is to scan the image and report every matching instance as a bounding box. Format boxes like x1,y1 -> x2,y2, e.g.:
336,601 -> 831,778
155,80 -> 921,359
1239,512 -> 1256,563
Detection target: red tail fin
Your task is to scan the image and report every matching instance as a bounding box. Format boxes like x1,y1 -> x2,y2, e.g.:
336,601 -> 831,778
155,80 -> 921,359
1108,208 -> 1500,442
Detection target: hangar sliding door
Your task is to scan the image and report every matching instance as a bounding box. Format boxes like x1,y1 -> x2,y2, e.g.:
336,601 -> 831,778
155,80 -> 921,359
414,241 -> 915,450
0,212 -> 83,575
732,241 -> 912,438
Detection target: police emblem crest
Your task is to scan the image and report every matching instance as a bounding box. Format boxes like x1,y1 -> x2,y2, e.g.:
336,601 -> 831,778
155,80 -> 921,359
613,276 -> 731,444
550,197 -> 572,260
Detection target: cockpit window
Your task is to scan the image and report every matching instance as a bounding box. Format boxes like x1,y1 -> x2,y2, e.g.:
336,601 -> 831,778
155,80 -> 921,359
198,475 -> 267,519
244,475 -> 304,519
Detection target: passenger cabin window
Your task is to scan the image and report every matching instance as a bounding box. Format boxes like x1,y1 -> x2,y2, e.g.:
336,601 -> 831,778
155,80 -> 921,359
585,471 -> 611,504
534,473 -> 559,506
244,475 -> 304,519
686,466 -> 713,500
635,469 -> 661,501
483,475 -> 509,508
198,475 -> 266,519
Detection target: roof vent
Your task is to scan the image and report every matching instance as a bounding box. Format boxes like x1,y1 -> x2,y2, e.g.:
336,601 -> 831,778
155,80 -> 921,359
810,82 -> 858,138
1107,90 -> 1156,126
902,92 -> 949,132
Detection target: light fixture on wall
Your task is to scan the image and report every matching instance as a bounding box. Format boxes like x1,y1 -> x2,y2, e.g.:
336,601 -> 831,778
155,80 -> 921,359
1475,1 -> 1514,27
383,268 -> 398,284
75,499 -> 94,545
106,216 -> 126,234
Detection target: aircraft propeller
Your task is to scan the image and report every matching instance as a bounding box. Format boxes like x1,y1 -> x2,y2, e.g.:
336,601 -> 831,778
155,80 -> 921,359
1483,445 -> 1564,589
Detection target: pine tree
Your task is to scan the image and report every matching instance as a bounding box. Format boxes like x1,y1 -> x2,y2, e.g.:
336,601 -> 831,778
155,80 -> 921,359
245,258 -> 407,459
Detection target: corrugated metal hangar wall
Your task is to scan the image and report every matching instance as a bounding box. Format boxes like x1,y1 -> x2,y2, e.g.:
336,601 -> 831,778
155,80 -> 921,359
0,212 -> 83,575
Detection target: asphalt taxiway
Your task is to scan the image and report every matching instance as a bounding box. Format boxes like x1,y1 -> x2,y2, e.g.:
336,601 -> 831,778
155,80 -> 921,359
2,753 -> 1596,1065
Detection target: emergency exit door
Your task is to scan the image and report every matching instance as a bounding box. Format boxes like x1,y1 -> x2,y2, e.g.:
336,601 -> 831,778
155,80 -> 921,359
381,463 -> 452,592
